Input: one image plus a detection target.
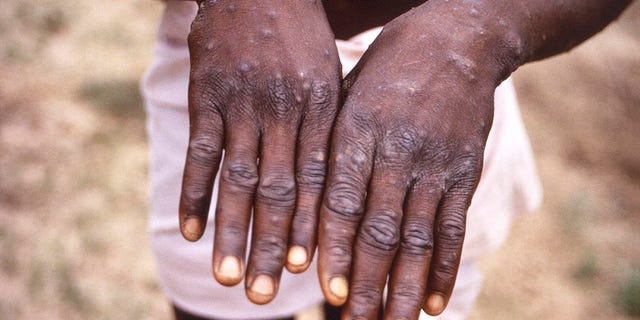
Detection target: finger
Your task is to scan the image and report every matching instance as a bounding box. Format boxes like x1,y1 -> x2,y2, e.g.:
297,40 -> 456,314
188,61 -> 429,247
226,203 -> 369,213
245,125 -> 297,305
423,185 -> 474,316
318,117 -> 374,306
211,124 -> 260,287
385,181 -> 442,320
287,80 -> 338,273
179,107 -> 224,242
343,166 -> 408,319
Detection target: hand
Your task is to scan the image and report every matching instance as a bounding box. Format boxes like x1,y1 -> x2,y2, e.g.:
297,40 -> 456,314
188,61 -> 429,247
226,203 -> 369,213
179,0 -> 340,304
318,2 -> 512,318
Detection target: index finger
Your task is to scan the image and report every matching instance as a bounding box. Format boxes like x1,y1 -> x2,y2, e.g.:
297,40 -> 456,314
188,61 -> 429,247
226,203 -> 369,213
318,115 -> 375,306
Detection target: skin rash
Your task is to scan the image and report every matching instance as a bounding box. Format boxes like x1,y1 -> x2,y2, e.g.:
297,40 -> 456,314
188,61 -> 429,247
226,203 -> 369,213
166,0 -> 634,319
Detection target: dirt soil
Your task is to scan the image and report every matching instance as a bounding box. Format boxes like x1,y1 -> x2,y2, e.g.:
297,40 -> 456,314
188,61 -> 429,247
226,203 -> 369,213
0,1 -> 638,319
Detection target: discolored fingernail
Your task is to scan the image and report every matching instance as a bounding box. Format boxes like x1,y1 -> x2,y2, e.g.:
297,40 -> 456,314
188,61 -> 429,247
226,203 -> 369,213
329,276 -> 349,300
425,294 -> 445,315
216,256 -> 242,286
287,246 -> 308,267
181,217 -> 202,242
248,274 -> 275,304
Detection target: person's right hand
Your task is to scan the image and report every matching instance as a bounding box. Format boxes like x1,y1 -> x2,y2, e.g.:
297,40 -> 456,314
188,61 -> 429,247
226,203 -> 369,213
178,0 -> 340,305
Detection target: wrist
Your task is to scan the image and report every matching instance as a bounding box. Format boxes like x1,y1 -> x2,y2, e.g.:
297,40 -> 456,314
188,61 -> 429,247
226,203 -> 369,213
400,0 -> 526,85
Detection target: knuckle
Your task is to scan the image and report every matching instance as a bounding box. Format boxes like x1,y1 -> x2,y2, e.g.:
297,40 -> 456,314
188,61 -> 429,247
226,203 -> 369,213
360,212 -> 400,252
266,77 -> 295,117
324,181 -> 364,220
308,79 -> 335,108
397,129 -> 423,152
216,221 -> 246,242
451,153 -> 482,180
257,173 -> 296,207
381,128 -> 424,161
222,161 -> 259,192
419,139 -> 453,167
253,233 -> 287,262
180,187 -> 210,213
437,212 -> 466,249
296,156 -> 327,190
432,257 -> 459,284
393,283 -> 427,303
190,72 -> 231,108
326,242 -> 352,264
350,283 -> 383,308
290,215 -> 315,240
291,211 -> 315,226
188,136 -> 222,166
401,222 -> 434,254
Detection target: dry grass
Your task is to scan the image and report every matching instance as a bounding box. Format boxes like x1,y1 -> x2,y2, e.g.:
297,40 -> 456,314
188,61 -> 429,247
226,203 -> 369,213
0,1 -> 638,319
470,3 -> 640,319
0,1 -> 168,319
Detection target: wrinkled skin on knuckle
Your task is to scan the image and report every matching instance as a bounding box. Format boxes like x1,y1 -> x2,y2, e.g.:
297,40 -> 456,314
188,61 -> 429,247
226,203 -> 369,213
216,222 -> 246,243
350,283 -> 383,310
376,127 -> 428,169
257,173 -> 296,207
325,241 -> 353,264
324,181 -> 364,220
401,222 -> 435,255
448,152 -> 483,190
189,72 -> 233,112
431,257 -> 459,287
290,212 -> 315,229
436,211 -> 466,250
296,156 -> 327,191
359,213 -> 400,252
265,77 -> 297,119
391,282 -> 427,305
222,161 -> 259,192
392,127 -> 425,155
306,79 -> 339,117
187,134 -> 222,167
252,233 -> 287,263
308,79 -> 333,107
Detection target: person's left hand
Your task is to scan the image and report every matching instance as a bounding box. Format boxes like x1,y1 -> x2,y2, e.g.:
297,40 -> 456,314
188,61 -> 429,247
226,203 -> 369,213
317,1 -> 517,318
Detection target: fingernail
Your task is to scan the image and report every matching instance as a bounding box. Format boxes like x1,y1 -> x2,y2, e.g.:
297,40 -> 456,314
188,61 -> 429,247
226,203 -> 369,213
426,294 -> 445,315
329,276 -> 348,300
216,256 -> 242,285
287,246 -> 308,267
248,274 -> 275,304
182,217 -> 201,241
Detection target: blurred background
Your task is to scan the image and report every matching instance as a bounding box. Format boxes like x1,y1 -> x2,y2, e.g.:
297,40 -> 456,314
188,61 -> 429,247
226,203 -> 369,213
0,1 -> 638,319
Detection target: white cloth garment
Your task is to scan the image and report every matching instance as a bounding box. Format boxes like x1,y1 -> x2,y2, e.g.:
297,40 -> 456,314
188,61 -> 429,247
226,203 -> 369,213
141,2 -> 542,319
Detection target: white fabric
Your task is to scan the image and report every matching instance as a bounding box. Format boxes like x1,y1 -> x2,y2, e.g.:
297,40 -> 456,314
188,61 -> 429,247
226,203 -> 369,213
142,2 -> 542,319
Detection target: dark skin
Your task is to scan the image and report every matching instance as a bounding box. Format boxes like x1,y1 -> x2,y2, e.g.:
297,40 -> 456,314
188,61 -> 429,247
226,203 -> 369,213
175,0 -> 632,318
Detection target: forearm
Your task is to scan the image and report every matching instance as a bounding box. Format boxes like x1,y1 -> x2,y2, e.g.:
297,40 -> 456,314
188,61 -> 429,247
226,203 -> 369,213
490,0 -> 631,65
402,0 -> 632,83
